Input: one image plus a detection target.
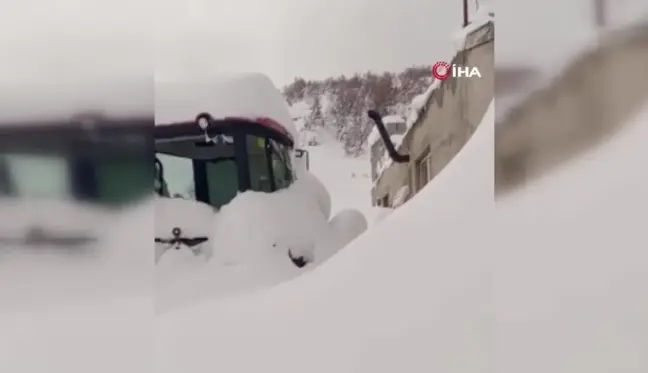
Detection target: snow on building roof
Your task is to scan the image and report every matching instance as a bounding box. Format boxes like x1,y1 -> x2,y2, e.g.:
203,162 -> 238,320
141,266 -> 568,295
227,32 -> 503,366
383,115 -> 405,124
373,11 -> 494,184
155,73 -> 297,141
453,4 -> 494,49
368,115 -> 406,145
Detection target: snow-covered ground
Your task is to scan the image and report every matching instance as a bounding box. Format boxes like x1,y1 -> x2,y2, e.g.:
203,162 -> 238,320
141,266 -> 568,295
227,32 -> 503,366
3,92 -> 646,372
155,100 -> 495,372
305,137 -> 384,224
157,95 -> 647,372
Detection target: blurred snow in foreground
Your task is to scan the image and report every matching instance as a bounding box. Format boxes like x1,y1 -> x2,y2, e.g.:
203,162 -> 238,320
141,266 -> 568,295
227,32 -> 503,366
0,200 -> 154,373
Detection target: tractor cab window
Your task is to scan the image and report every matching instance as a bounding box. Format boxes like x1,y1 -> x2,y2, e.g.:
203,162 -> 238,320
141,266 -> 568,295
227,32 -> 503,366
268,138 -> 293,189
155,133 -> 240,210
155,154 -> 193,199
246,135 -> 273,192
246,135 -> 293,192
154,125 -> 295,210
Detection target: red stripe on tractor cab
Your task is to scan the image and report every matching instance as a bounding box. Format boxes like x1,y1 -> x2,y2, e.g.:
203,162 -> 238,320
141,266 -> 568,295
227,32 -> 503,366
223,116 -> 294,144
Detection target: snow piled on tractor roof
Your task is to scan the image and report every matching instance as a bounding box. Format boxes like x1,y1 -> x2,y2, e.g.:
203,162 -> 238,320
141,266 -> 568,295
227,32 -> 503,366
155,73 -> 297,140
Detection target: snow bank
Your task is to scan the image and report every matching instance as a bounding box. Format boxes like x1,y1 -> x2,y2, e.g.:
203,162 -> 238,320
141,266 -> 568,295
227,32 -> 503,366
155,101 -> 495,373
155,73 -> 297,141
0,199 -> 154,372
495,102 -> 648,373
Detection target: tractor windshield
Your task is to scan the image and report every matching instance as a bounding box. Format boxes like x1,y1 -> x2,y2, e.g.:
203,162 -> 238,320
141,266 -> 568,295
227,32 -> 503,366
154,122 -> 294,210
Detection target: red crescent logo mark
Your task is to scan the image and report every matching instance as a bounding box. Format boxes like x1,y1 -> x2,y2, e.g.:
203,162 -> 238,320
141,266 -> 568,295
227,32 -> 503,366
432,61 -> 451,80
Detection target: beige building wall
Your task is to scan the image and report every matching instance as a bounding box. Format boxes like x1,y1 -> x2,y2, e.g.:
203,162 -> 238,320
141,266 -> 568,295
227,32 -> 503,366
371,21 -> 494,206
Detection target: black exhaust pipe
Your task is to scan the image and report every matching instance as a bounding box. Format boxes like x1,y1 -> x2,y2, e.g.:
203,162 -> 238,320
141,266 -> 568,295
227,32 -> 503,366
367,110 -> 410,163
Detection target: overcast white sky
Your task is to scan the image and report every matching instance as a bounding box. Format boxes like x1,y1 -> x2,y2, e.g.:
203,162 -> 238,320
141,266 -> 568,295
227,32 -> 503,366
155,0 -> 471,86
496,0 -> 648,74
1,0 -> 646,88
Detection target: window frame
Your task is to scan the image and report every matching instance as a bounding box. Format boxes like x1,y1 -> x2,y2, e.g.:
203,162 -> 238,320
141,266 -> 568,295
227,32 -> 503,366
154,119 -> 296,209
416,148 -> 432,191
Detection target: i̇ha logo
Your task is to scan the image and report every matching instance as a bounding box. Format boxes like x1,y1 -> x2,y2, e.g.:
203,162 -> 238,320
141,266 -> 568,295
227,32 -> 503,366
432,61 -> 482,80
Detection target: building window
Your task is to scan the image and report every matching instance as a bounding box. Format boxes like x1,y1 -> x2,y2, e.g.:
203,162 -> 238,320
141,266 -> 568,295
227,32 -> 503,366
416,149 -> 432,191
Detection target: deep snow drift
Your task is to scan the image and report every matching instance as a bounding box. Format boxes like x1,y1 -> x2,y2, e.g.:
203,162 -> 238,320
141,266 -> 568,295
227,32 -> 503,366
155,102 -> 495,373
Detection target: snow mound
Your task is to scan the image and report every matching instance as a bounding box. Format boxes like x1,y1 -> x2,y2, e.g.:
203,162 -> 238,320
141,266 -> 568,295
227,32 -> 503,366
313,208 -> 368,264
296,171 -> 332,219
156,101 -> 494,372
155,73 -> 297,141
156,177 -> 331,312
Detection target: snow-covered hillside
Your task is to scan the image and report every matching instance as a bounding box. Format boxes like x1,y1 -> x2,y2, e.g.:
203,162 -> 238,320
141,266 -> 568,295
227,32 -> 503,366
286,68 -> 440,222
284,66 -> 434,156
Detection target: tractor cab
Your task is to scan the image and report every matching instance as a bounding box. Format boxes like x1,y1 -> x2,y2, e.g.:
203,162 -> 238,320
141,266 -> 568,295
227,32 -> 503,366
153,73 -> 312,262
154,74 -> 307,211
154,114 -> 295,210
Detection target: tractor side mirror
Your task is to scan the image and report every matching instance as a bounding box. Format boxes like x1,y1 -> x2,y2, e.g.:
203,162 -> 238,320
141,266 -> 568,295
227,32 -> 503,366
295,148 -> 309,171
